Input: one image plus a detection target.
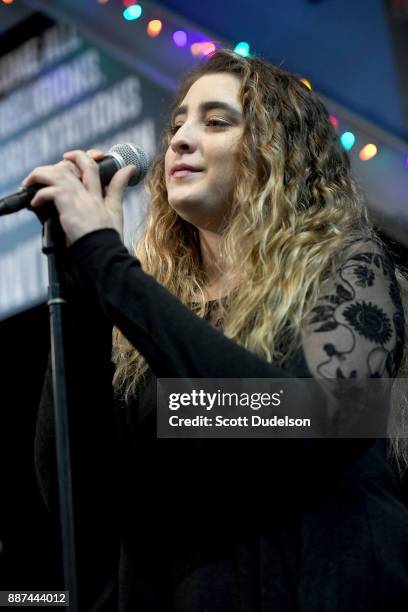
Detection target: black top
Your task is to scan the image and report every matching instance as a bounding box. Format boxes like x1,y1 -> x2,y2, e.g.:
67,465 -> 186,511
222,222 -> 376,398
35,229 -> 408,611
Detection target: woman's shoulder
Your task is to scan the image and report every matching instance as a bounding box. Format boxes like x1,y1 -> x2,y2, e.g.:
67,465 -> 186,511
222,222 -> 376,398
338,235 -> 397,268
320,235 -> 398,290
333,235 -> 385,263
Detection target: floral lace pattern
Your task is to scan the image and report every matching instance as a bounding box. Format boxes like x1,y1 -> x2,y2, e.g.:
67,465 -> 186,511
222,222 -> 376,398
301,238 -> 405,380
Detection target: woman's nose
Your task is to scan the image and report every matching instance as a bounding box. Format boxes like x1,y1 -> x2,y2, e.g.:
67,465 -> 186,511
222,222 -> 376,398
170,123 -> 199,153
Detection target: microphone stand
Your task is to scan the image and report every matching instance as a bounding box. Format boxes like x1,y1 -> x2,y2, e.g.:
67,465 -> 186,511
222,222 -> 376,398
37,204 -> 78,612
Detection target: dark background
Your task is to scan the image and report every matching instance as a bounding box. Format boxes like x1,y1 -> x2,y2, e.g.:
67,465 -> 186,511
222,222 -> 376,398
0,302 -> 61,589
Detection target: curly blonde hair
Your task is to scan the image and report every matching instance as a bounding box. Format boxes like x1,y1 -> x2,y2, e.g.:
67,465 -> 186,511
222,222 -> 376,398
112,49 -> 408,475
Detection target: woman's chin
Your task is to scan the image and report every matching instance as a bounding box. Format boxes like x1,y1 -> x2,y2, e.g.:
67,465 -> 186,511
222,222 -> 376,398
169,196 -> 200,216
168,204 -> 206,228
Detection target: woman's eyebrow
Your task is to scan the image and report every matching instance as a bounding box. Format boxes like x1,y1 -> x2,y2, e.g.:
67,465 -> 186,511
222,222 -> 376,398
171,100 -> 242,123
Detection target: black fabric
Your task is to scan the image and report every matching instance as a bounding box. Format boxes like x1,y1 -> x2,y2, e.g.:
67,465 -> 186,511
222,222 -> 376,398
34,229 -> 408,611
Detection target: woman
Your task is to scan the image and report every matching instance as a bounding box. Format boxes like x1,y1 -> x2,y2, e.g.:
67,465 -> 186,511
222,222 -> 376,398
31,49 -> 408,611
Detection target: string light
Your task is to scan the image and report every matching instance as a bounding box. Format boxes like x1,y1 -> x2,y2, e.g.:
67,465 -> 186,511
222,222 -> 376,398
122,0 -> 137,6
340,131 -> 355,151
147,19 -> 162,37
202,42 -> 216,56
233,42 -> 250,57
404,155 -> 408,169
190,42 -> 216,57
123,4 -> 142,20
190,43 -> 202,57
173,30 -> 187,47
2,0 -> 16,4
359,144 -> 377,161
300,78 -> 312,90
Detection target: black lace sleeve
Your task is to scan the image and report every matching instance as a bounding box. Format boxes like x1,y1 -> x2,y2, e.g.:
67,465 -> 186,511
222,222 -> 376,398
301,238 -> 405,381
296,238 -> 405,439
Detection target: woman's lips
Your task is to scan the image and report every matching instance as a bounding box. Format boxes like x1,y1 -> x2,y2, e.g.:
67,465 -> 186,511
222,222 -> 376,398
172,169 -> 202,178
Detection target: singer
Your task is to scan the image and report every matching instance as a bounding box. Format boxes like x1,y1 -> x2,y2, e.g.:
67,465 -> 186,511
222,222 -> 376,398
31,50 -> 408,611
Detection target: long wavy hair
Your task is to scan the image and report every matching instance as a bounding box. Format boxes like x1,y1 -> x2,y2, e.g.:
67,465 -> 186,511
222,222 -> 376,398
112,49 -> 408,476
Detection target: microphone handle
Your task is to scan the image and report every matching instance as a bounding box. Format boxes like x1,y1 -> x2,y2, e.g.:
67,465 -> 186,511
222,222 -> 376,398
97,155 -> 120,186
0,185 -> 40,215
0,156 -> 119,216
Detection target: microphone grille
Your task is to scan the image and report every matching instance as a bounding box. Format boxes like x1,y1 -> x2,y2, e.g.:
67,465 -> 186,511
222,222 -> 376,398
108,143 -> 150,186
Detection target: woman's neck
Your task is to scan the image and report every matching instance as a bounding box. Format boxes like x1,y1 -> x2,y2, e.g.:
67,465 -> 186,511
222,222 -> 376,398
198,228 -> 224,283
198,228 -> 236,301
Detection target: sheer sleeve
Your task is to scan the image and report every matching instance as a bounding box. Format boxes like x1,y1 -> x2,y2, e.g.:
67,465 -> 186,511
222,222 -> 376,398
294,237 -> 405,439
301,237 -> 405,381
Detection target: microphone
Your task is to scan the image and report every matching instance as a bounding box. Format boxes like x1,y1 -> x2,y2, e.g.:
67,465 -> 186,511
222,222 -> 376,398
0,143 -> 150,216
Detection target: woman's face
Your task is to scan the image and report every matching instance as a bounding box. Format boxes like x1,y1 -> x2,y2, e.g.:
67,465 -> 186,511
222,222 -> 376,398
164,72 -> 244,231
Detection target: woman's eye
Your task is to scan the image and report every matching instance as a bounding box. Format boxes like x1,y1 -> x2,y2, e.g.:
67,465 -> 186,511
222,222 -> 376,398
206,119 -> 229,127
169,119 -> 229,134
